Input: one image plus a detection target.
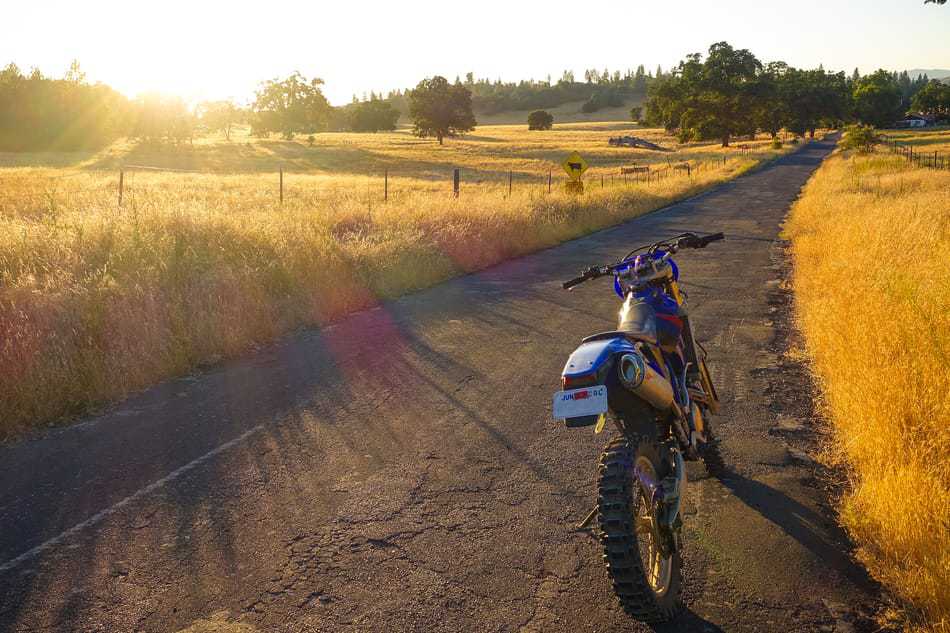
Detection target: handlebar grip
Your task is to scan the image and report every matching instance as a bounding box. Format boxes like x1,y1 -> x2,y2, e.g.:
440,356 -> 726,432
562,276 -> 588,290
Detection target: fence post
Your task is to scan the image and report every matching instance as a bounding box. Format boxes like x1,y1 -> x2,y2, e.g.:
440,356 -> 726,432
548,170 -> 551,194
508,169 -> 512,197
384,169 -> 388,202
279,167 -> 284,205
687,164 -> 691,177
118,169 -> 124,207
453,168 -> 460,198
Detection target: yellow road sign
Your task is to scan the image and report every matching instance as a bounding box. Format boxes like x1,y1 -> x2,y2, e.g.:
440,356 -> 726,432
561,151 -> 588,181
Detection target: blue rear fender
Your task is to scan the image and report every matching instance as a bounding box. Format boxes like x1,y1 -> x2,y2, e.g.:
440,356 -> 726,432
562,337 -> 637,383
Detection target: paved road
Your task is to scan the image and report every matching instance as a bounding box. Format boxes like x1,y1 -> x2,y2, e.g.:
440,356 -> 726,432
0,136 -> 884,633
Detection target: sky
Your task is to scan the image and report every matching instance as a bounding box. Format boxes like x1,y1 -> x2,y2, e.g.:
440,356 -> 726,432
3,0 -> 949,106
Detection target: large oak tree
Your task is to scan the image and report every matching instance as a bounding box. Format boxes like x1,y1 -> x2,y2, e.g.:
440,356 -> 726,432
251,72 -> 331,140
853,70 -> 904,128
646,42 -> 761,146
408,76 -> 475,144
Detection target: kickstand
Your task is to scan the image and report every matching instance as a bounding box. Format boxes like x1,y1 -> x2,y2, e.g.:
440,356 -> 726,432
575,507 -> 598,532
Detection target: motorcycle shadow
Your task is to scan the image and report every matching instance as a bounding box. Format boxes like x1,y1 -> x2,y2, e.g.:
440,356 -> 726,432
712,467 -> 869,586
652,608 -> 725,633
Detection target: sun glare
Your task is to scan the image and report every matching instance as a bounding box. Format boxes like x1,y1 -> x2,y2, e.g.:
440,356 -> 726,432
4,0 -> 949,106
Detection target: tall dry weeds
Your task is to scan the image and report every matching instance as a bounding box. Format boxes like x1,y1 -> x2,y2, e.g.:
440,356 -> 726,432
785,138 -> 950,632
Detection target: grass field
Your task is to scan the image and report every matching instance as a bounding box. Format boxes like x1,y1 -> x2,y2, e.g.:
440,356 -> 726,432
785,127 -> 950,632
0,123 -> 791,438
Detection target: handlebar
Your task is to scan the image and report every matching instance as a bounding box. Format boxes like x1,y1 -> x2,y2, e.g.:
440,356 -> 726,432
562,265 -> 607,290
562,275 -> 591,290
561,232 -> 724,290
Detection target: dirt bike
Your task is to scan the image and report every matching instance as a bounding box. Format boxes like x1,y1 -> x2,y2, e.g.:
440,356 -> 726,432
552,232 -> 724,622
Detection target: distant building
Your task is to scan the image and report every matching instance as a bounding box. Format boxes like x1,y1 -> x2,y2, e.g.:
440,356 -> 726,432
894,114 -> 934,128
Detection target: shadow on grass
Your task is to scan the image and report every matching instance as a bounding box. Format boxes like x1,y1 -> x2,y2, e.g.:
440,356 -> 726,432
0,149 -> 102,168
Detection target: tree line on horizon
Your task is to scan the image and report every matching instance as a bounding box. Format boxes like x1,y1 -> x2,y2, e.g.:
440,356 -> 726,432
0,53 -> 947,152
645,42 -> 947,146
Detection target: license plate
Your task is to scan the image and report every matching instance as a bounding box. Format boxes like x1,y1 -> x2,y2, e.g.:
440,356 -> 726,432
552,385 -> 608,420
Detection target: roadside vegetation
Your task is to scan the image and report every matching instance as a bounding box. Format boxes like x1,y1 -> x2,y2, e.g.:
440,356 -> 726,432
644,43 -> 946,146
785,127 -> 950,632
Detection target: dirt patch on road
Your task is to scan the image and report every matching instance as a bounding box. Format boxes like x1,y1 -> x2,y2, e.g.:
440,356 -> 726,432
177,611 -> 260,632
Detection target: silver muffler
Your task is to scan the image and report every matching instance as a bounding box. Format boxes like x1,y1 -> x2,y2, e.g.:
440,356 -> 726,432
617,351 -> 675,411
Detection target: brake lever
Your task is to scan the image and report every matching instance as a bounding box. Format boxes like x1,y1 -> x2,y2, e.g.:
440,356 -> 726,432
562,265 -> 608,290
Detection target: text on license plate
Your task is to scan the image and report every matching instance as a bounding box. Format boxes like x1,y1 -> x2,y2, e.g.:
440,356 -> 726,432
552,385 -> 608,420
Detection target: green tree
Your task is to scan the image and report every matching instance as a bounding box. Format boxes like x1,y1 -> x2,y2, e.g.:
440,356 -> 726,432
633,65 -> 647,93
646,42 -> 761,146
0,60 -> 130,151
644,62 -> 691,133
581,86 -> 625,113
251,72 -> 331,139
527,109 -> 554,130
198,100 -> 241,140
408,76 -> 475,144
911,79 -> 950,118
645,44 -> 853,143
853,70 -> 903,127
784,68 -> 850,137
348,98 -> 400,132
840,124 -> 880,152
629,105 -> 643,122
131,93 -> 195,144
753,62 -> 791,138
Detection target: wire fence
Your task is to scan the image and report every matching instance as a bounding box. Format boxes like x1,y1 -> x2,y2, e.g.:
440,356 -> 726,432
0,147 -> 778,213
886,139 -> 950,170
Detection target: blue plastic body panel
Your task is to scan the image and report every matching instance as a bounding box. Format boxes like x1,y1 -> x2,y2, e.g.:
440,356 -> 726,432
562,336 -> 637,380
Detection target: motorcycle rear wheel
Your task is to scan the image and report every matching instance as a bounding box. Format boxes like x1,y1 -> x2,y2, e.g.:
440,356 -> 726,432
597,435 -> 681,622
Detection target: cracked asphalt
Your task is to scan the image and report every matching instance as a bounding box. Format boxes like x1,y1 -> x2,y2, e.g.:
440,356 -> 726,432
0,135 -> 886,632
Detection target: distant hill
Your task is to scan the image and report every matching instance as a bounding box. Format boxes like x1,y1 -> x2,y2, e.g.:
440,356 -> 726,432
905,68 -> 950,80
474,98 -> 642,125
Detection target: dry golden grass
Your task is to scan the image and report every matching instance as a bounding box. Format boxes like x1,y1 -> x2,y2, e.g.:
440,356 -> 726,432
883,127 -> 950,154
0,124 -> 790,437
785,129 -> 950,632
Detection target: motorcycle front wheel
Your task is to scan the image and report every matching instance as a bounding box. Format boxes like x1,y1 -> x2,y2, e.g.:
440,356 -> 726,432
597,435 -> 681,622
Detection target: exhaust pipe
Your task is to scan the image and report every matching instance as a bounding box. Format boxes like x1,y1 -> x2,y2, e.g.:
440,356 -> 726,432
617,351 -> 674,411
